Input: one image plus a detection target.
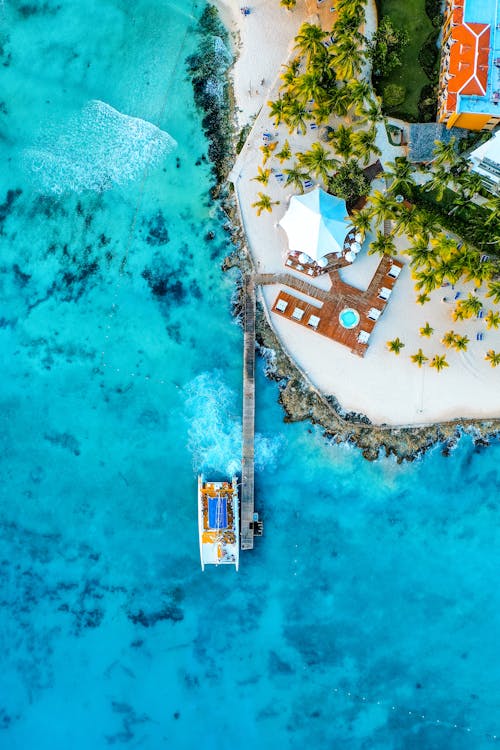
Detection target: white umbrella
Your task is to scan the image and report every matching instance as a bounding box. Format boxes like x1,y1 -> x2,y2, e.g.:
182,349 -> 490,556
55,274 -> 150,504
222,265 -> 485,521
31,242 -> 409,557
350,241 -> 361,253
278,187 -> 351,262
298,252 -> 310,264
318,257 -> 328,268
345,250 -> 356,262
354,232 -> 362,243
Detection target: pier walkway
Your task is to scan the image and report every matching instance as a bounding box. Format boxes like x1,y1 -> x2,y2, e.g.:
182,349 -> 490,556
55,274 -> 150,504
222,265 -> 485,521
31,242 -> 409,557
241,276 -> 256,550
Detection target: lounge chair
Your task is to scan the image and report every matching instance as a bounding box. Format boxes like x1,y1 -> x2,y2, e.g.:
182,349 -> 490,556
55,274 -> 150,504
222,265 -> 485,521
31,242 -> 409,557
292,307 -> 305,321
276,298 -> 288,313
378,287 -> 392,301
388,264 -> 401,279
357,330 -> 370,344
367,307 -> 381,321
307,314 -> 320,329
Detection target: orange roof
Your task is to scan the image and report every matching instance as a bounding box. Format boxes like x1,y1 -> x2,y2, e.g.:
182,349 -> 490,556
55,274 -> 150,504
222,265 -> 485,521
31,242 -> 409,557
442,12 -> 491,113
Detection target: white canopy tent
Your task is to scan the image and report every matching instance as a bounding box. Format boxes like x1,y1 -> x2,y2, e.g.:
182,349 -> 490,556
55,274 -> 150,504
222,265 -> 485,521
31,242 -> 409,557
278,186 -> 353,262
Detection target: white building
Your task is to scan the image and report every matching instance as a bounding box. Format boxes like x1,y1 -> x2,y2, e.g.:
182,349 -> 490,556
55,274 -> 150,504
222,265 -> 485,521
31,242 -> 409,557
469,130 -> 500,194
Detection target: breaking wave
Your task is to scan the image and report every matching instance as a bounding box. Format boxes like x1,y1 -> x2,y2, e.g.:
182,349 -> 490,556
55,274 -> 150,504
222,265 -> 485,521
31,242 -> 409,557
24,100 -> 176,194
184,370 -> 284,475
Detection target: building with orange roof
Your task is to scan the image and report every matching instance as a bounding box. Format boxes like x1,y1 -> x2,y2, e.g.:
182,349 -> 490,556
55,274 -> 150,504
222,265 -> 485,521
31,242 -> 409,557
437,0 -> 500,130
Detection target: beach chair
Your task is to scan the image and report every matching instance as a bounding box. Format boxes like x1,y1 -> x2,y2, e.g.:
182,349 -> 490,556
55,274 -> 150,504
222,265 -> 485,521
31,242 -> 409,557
378,287 -> 392,301
387,264 -> 401,279
309,123 -> 318,130
481,254 -> 489,262
367,307 -> 381,321
476,332 -> 484,341
477,310 -> 484,319
304,180 -> 314,189
454,291 -> 461,300
357,330 -> 370,344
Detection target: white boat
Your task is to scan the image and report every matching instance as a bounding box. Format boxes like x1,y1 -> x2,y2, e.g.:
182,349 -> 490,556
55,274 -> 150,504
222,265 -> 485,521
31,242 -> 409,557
198,475 -> 239,570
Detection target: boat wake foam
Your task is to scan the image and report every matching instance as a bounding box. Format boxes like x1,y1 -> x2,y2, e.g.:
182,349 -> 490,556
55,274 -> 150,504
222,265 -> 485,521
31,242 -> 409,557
185,370 -> 284,475
24,100 -> 177,195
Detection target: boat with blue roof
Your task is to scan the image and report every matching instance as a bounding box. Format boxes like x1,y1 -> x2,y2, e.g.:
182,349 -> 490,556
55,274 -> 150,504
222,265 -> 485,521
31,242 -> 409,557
198,475 -> 239,570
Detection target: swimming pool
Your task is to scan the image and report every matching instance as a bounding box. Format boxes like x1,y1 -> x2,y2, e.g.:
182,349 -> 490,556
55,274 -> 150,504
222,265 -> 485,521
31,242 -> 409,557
339,307 -> 360,329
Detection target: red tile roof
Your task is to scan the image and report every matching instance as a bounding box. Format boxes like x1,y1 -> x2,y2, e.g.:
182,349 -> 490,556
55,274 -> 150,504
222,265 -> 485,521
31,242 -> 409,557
442,6 -> 491,113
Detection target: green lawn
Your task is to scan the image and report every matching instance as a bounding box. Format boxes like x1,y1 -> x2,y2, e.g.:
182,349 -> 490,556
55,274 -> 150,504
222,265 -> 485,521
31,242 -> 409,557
375,0 -> 434,120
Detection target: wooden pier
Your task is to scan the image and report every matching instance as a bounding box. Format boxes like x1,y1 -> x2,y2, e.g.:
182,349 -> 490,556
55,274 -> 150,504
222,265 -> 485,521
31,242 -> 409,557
240,276 -> 256,550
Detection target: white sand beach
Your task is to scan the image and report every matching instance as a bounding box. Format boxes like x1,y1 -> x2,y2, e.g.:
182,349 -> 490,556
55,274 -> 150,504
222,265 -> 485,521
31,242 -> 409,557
219,0 -> 500,426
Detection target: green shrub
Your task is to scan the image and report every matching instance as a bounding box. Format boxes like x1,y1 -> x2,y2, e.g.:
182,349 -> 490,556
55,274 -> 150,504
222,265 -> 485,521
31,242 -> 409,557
383,83 -> 406,108
418,31 -> 439,79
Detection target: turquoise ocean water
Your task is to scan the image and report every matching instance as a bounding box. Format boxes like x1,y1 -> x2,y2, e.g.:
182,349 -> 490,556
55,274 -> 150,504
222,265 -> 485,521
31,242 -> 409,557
1,2 -> 500,748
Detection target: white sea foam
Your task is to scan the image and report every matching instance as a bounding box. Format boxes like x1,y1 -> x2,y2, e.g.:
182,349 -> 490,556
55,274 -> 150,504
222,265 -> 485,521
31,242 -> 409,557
184,370 -> 284,475
24,100 -> 177,195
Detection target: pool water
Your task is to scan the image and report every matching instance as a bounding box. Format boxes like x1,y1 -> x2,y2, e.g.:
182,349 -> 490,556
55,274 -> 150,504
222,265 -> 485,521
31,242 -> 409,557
339,307 -> 360,329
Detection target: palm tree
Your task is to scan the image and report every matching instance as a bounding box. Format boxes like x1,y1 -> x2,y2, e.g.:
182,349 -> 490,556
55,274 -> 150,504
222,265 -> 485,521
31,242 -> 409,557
292,72 -> 326,105
260,142 -> 277,164
280,57 -> 301,88
485,310 -> 500,330
420,322 -> 434,338
359,96 -> 384,125
280,0 -> 297,9
431,233 -> 459,262
283,166 -> 308,193
452,305 -> 467,322
461,293 -> 483,318
344,80 -> 372,115
414,268 -> 440,294
411,349 -> 428,367
268,97 -> 288,127
294,23 -> 327,63
252,166 -> 271,186
394,204 -> 425,238
367,190 -> 397,226
353,125 -> 381,165
452,334 -> 469,352
350,207 -> 372,237
424,166 -> 450,202
485,195 -> 500,225
408,238 -> 434,270
432,137 -> 458,167
326,124 -> 354,161
312,98 -> 335,125
251,192 -> 279,216
384,157 -> 416,196
486,281 -> 500,305
387,337 -> 405,355
276,140 -> 292,163
430,354 -> 449,372
416,292 -> 430,305
485,350 -> 500,367
297,142 -> 338,182
330,40 -> 364,80
368,231 -> 396,257
441,330 -> 457,348
283,99 -> 310,135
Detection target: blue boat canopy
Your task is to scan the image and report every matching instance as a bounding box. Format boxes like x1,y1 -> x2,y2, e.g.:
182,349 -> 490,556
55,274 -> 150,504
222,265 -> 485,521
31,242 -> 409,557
208,496 -> 228,529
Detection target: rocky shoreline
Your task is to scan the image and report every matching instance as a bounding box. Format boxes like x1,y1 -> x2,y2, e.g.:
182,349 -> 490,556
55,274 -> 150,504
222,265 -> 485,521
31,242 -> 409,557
191,3 -> 500,462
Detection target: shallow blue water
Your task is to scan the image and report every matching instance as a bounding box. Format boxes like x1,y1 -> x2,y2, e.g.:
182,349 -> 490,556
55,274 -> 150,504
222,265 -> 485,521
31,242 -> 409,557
1,2 -> 500,748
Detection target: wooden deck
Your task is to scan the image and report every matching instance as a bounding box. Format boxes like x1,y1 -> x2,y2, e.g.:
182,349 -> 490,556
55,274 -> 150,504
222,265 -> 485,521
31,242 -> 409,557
263,257 -> 403,357
240,276 -> 255,551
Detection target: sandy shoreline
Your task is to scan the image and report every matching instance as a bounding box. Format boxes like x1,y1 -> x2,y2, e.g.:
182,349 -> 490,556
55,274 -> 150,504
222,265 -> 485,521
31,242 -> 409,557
213,0 -> 500,454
